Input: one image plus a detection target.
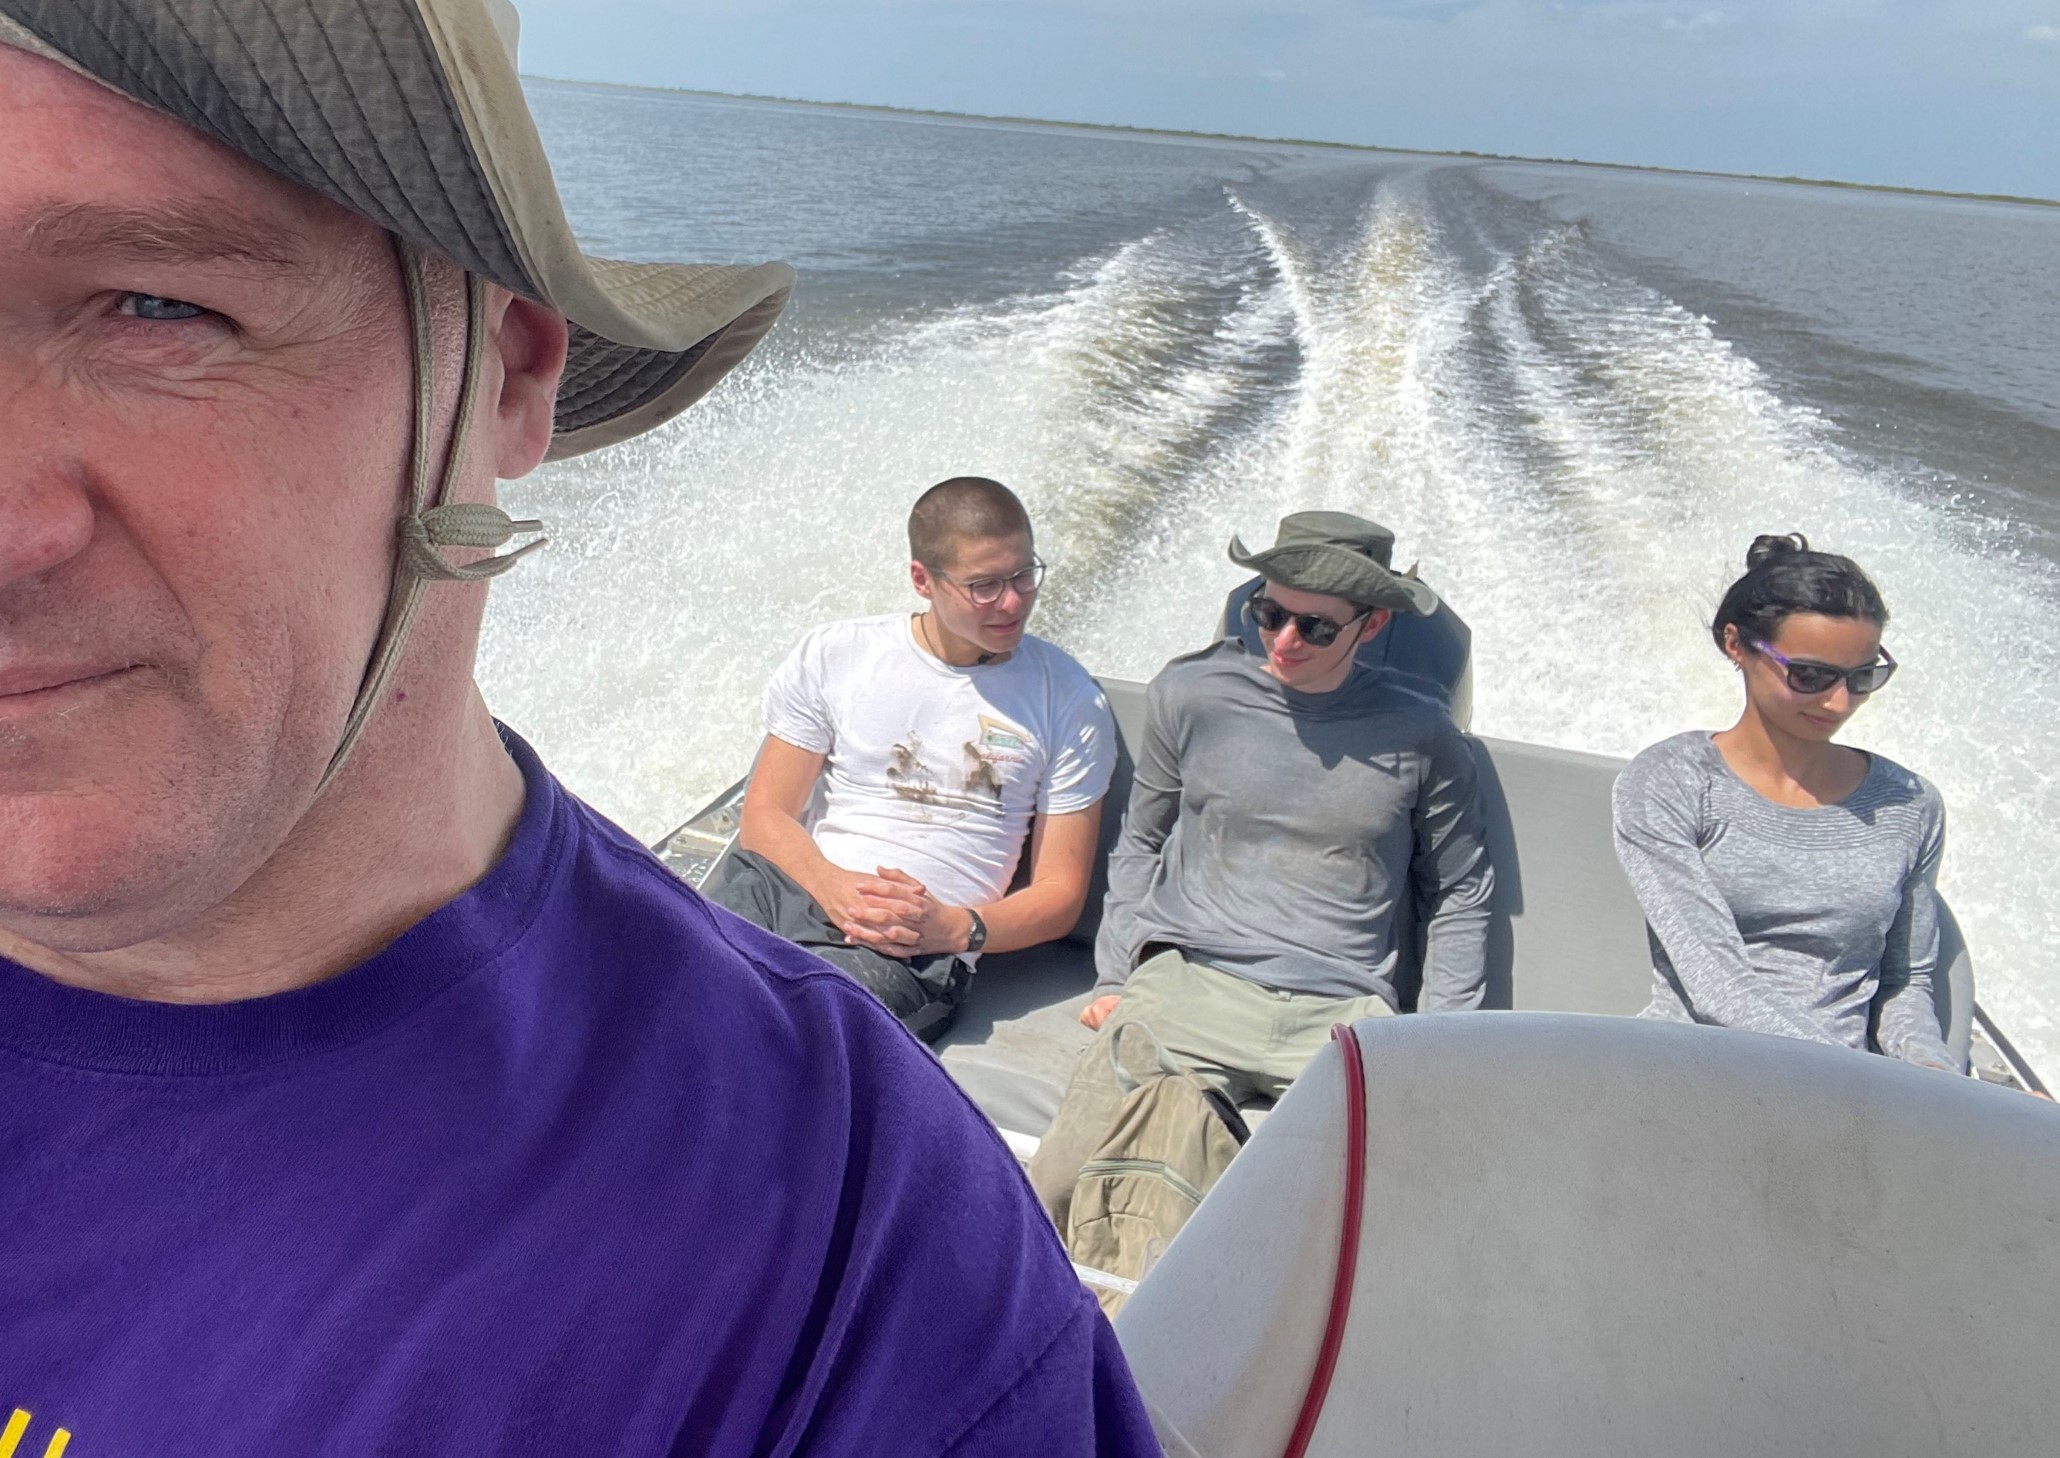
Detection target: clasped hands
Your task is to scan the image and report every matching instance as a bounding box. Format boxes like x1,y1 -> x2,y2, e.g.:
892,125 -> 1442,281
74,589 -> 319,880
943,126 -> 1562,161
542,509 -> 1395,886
825,865 -> 973,960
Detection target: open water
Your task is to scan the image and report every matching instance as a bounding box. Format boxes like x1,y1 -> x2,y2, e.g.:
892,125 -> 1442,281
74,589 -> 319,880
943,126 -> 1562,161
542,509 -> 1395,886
480,79 -> 2060,1076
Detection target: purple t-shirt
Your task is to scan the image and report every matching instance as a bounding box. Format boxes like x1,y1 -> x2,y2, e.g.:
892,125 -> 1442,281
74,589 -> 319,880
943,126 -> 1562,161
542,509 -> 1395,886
0,731 -> 1159,1457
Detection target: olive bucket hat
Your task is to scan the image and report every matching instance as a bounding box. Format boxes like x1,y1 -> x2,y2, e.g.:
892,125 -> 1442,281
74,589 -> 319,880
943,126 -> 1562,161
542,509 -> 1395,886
1228,511 -> 1440,616
0,0 -> 795,787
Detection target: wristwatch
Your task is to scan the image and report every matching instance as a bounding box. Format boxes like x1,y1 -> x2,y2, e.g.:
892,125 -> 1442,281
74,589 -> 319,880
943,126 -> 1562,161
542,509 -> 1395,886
963,908 -> 988,956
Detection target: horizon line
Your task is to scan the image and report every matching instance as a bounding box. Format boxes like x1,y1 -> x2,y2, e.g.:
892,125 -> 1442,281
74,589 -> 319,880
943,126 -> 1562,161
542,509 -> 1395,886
523,72 -> 2060,211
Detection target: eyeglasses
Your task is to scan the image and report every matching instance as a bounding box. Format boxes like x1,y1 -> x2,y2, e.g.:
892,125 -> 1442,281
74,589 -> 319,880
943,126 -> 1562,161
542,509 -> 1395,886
934,557 -> 1046,607
1245,596 -> 1371,649
1752,640 -> 1898,697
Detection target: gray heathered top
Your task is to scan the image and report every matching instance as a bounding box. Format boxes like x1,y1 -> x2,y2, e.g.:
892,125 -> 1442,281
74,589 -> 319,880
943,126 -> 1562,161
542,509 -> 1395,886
1612,731 -> 1955,1070
1094,640 -> 1494,1007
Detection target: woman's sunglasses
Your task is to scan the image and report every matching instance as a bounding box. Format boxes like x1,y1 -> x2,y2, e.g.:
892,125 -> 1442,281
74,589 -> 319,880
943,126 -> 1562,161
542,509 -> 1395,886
1753,640 -> 1898,697
1245,596 -> 1370,649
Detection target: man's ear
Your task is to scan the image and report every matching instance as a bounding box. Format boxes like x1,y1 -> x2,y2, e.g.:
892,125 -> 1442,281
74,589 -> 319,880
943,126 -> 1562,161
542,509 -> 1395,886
909,560 -> 936,603
487,290 -> 570,481
1358,608 -> 1393,646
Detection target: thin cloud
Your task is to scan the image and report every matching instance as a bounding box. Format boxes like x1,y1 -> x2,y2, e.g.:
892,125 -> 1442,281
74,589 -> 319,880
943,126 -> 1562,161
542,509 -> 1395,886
1542,1 -> 1736,34
2028,23 -> 2060,41
1664,9 -> 1731,33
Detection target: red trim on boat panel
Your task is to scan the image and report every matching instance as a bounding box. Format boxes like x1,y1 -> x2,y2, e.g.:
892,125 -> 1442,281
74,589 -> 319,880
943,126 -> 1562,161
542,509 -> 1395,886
1282,1021 -> 1369,1458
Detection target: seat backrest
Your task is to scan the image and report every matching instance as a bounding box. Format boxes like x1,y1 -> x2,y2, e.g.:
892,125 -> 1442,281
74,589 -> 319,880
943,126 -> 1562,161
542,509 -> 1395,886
1460,735 -> 1655,1015
1218,576 -> 1474,729
1116,1013 -> 2060,1458
1062,676 -> 1144,950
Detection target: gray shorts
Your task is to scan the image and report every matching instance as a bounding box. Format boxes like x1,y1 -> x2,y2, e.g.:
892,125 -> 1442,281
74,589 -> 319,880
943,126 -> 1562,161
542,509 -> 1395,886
702,848 -> 971,1043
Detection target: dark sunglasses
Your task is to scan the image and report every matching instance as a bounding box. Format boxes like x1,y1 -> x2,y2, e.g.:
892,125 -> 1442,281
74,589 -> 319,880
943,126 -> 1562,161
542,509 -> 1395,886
1753,640 -> 1898,697
1245,596 -> 1370,649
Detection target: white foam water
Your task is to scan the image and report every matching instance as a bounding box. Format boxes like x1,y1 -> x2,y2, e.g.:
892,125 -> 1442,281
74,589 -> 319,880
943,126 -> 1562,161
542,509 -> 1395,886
480,172 -> 2060,1077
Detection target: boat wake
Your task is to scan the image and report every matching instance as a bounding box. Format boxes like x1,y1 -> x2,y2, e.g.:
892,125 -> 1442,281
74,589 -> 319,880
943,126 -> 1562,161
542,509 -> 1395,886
482,163 -> 2060,1074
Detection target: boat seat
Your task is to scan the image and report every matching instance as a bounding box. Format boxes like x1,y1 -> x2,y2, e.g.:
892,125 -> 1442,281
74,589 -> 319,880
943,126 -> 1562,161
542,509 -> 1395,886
1116,1012 -> 2060,1457
937,937 -> 1098,1137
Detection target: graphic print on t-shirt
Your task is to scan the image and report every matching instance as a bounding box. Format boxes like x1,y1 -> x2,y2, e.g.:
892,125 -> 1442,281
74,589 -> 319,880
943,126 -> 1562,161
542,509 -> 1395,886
1,1406 -> 73,1458
964,714 -> 1033,803
887,735 -> 940,805
886,713 -> 1036,818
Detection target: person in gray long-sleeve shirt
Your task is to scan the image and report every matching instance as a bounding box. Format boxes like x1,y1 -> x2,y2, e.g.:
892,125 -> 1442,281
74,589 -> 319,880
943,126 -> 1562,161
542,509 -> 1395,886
1091,640 -> 1493,1006
1615,733 -> 1952,1066
1612,533 -> 1959,1072
1028,512 -> 1494,1229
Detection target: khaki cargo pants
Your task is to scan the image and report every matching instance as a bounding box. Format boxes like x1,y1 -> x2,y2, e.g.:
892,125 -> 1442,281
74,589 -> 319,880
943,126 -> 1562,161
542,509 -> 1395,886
1027,947 -> 1393,1231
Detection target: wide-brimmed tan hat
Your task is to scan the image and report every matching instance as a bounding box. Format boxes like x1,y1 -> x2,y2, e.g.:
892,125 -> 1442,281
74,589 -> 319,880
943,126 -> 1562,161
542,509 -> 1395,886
0,0 -> 792,461
1228,511 -> 1440,616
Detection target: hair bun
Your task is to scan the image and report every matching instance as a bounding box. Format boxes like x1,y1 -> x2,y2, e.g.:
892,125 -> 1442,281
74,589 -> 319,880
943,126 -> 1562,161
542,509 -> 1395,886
1746,532 -> 1810,570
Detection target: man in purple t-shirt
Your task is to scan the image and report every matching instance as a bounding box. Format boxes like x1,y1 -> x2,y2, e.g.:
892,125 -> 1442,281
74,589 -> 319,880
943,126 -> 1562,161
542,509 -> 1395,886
0,3 -> 1159,1454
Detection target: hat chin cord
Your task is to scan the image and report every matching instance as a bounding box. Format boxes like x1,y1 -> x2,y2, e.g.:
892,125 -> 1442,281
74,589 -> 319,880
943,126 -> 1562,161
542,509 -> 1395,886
313,241 -> 547,797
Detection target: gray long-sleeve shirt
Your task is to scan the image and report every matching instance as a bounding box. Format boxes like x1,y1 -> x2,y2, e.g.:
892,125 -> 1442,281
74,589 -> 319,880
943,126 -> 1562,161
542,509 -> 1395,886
1612,731 -> 1955,1070
1094,641 -> 1495,1007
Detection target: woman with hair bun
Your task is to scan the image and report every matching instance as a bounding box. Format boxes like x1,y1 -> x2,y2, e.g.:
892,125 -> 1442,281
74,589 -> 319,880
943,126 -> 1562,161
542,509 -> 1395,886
1612,534 -> 1958,1071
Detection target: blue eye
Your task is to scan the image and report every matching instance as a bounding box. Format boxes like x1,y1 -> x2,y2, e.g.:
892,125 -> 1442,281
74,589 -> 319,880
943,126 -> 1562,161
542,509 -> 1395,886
121,294 -> 209,321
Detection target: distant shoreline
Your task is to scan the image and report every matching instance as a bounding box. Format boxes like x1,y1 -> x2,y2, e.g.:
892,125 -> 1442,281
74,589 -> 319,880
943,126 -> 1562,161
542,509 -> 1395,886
525,73 -> 2058,211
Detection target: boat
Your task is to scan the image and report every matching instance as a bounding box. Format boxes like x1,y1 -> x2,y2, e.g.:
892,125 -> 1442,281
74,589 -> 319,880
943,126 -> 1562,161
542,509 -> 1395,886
651,575 -> 2058,1453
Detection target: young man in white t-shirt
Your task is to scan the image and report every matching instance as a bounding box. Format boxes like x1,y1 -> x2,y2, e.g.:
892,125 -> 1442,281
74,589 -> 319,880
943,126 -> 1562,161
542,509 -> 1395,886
704,478 -> 1117,1040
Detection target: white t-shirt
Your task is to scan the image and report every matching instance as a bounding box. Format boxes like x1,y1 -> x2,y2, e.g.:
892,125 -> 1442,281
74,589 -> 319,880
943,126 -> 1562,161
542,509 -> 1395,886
762,614 -> 1117,910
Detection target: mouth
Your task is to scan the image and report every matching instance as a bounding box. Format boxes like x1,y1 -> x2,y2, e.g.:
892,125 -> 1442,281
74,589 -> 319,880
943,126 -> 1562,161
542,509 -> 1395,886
0,664 -> 145,710
1798,710 -> 1843,731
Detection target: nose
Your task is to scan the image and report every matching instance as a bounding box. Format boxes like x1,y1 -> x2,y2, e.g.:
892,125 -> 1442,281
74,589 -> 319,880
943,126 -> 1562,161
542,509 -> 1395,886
0,454 -> 95,592
1272,620 -> 1307,654
1821,680 -> 1854,715
0,358 -> 95,589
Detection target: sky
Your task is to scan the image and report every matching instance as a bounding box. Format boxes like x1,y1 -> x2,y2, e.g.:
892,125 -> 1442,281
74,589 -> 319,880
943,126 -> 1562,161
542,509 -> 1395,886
516,0 -> 2060,199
